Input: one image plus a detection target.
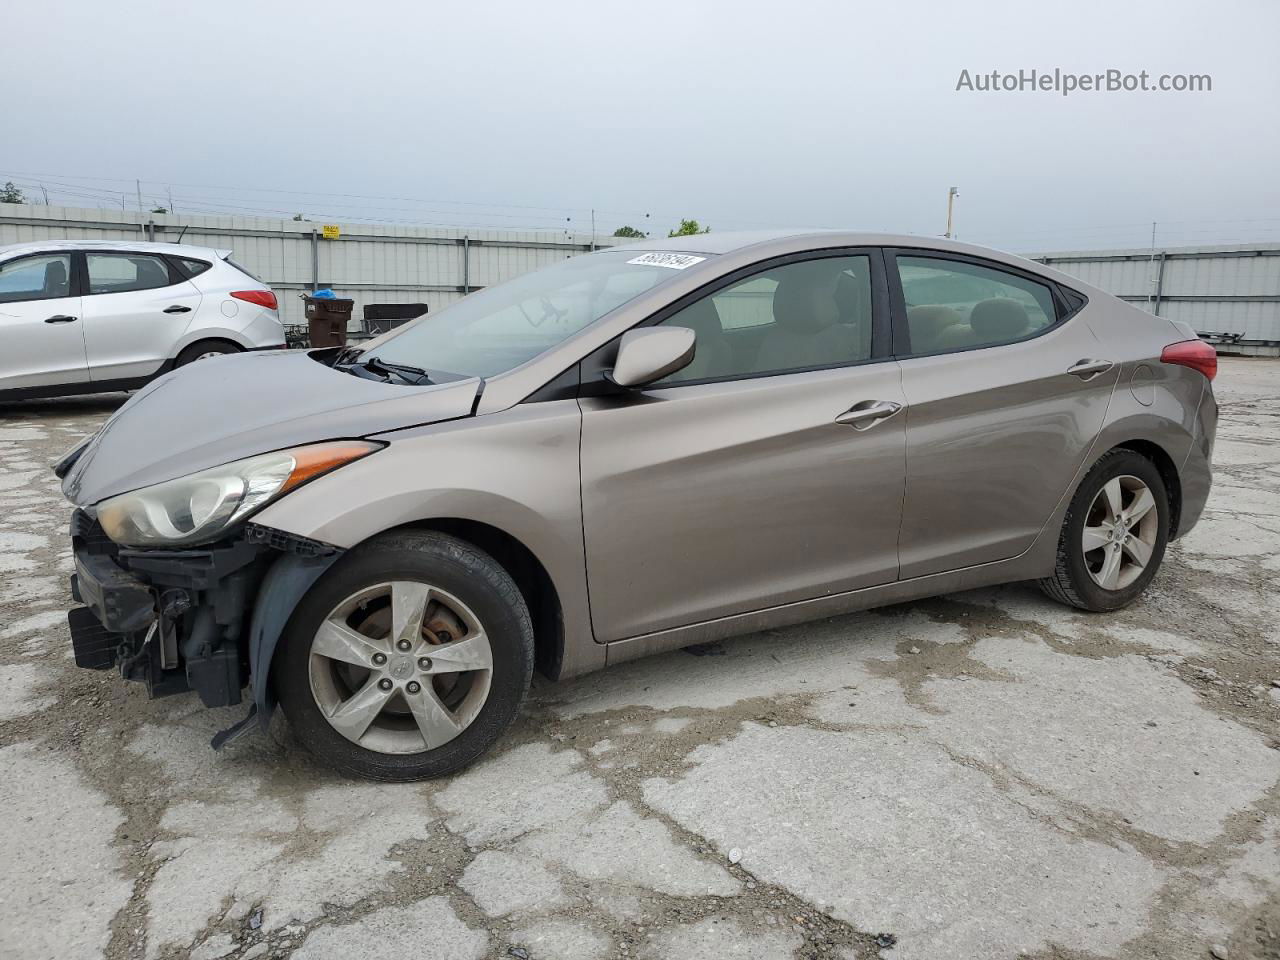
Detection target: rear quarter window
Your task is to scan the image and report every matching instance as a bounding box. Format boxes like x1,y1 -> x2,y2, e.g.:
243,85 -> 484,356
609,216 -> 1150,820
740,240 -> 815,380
173,257 -> 212,278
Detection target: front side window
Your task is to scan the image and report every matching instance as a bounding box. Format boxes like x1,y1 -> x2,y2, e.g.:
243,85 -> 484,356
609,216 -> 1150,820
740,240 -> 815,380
0,253 -> 72,303
658,255 -> 873,384
371,250 -> 685,378
898,255 -> 1057,354
86,253 -> 174,295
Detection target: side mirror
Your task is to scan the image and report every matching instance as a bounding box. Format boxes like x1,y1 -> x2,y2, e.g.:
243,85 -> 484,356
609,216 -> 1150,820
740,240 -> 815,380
608,327 -> 696,388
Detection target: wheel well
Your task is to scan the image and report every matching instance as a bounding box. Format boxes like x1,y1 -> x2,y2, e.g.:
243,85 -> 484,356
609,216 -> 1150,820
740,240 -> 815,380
175,338 -> 243,361
1114,440 -> 1183,538
400,519 -> 565,680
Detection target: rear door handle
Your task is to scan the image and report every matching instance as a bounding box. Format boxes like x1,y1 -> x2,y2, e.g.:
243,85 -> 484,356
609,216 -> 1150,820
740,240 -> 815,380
835,399 -> 903,430
44,315 -> 78,324
163,305 -> 192,314
1067,358 -> 1113,380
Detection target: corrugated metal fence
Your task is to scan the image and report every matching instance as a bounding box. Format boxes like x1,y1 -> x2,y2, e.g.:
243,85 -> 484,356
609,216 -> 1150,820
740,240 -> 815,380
1030,243 -> 1280,356
2,204 -> 1276,354
0,203 -> 617,330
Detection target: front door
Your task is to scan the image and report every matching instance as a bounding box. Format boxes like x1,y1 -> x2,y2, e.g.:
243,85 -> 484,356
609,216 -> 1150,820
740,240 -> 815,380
890,251 -> 1118,578
0,252 -> 87,390
80,251 -> 203,381
580,251 -> 906,642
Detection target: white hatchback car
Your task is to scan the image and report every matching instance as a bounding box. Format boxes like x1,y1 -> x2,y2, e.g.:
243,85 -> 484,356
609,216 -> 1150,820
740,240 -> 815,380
0,240 -> 285,400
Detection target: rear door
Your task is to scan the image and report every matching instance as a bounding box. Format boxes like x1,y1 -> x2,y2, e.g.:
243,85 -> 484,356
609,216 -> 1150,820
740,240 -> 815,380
889,250 -> 1117,578
579,250 -> 906,642
80,251 -> 203,381
0,252 -> 87,390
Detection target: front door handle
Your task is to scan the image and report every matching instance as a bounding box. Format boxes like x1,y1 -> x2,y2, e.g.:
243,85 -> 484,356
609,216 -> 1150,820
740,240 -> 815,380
1067,358 -> 1113,380
44,314 -> 78,324
835,399 -> 903,430
163,305 -> 192,314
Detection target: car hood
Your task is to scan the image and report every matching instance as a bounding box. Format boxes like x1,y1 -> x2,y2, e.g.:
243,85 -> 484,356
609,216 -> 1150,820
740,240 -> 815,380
62,349 -> 481,506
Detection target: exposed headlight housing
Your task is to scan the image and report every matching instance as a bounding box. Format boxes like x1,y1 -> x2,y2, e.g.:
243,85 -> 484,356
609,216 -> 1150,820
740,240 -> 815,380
96,441 -> 382,546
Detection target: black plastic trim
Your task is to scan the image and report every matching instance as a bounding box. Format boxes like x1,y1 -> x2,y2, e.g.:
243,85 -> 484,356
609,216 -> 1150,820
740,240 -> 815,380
0,360 -> 176,402
522,362 -> 582,403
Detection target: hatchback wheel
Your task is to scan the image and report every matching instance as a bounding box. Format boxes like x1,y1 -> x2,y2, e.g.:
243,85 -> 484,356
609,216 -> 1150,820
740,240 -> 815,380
1039,450 -> 1169,611
175,340 -> 240,367
275,531 -> 534,780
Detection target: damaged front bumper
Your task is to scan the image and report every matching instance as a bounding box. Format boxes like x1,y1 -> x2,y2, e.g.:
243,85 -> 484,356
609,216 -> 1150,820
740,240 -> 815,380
66,510 -> 341,741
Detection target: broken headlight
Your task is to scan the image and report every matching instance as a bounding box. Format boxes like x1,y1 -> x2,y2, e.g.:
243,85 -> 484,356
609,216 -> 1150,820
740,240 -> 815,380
95,441 -> 382,547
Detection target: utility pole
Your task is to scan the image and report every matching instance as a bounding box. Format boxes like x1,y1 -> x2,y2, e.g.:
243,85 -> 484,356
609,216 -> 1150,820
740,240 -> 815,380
590,208 -> 596,251
39,184 -> 48,205
944,186 -> 959,239
167,186 -> 175,215
136,179 -> 143,213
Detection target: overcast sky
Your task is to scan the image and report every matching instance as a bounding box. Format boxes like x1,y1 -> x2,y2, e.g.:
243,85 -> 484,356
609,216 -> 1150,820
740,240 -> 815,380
5,0 -> 1278,251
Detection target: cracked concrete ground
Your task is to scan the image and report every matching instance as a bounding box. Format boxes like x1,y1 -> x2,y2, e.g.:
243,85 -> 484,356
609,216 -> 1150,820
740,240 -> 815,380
1,357 -> 1278,960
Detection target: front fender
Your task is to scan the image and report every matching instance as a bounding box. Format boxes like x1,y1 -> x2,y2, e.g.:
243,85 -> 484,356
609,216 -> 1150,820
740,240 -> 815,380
247,551 -> 342,730
251,400 -> 604,679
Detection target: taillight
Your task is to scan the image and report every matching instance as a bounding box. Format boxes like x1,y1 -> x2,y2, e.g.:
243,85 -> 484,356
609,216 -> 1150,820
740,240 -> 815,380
231,290 -> 278,311
1160,339 -> 1217,381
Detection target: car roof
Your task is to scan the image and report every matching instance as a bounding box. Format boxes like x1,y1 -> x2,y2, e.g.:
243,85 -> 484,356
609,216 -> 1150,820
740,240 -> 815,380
0,239 -> 231,260
621,228 -> 1005,258
617,229 -> 1083,287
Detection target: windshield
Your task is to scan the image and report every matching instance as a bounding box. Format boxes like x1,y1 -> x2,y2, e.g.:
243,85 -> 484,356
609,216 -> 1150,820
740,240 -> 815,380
367,250 -> 692,377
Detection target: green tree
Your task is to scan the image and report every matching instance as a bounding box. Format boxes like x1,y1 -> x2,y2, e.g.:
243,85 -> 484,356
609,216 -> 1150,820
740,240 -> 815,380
151,206 -> 168,214
612,225 -> 647,238
292,213 -> 307,221
668,218 -> 709,237
0,181 -> 25,204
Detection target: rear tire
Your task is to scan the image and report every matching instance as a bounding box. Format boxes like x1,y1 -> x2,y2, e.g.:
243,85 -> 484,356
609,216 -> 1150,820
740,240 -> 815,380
1039,450 -> 1169,611
174,340 -> 240,367
275,531 -> 534,781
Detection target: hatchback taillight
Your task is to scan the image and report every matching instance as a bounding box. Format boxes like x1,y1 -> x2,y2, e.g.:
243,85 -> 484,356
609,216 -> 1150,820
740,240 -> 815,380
1160,339 -> 1217,381
231,290 -> 278,311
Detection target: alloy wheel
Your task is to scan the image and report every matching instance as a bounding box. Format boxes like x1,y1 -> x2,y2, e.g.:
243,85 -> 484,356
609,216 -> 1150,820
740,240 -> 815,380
1081,475 -> 1159,591
308,580 -> 493,754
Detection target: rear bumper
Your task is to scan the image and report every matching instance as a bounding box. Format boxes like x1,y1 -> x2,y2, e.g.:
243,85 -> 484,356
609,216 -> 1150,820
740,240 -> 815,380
1175,385 -> 1217,538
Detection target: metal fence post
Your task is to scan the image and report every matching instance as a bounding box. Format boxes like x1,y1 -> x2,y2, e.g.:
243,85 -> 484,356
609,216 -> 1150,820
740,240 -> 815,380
462,236 -> 470,294
1153,252 -> 1167,316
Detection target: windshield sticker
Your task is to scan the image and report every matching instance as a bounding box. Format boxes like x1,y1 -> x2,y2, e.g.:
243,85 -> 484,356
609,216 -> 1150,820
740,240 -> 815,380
626,252 -> 707,270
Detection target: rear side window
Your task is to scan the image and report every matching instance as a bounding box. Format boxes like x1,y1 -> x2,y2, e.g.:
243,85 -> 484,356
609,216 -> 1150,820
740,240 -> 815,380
0,253 -> 72,303
86,253 -> 174,295
897,256 -> 1057,355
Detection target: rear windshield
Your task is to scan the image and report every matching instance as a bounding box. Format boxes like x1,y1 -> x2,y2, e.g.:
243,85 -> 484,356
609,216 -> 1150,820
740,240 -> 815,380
369,249 -> 697,378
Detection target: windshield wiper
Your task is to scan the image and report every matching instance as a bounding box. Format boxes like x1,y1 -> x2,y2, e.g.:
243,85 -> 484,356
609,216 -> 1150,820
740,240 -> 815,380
356,356 -> 435,385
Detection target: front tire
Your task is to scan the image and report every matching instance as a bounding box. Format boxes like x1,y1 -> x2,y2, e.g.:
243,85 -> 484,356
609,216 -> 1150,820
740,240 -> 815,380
1039,450 -> 1169,612
275,531 -> 534,781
